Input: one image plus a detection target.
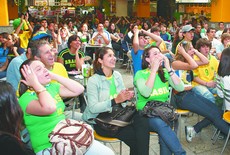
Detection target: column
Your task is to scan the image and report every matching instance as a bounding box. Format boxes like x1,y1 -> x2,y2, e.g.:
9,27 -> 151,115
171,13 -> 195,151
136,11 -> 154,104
136,0 -> 150,17
211,0 -> 230,22
0,0 -> 9,26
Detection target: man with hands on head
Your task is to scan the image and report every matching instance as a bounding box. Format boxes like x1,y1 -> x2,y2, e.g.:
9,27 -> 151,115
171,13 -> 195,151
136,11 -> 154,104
131,26 -> 162,75
13,12 -> 33,49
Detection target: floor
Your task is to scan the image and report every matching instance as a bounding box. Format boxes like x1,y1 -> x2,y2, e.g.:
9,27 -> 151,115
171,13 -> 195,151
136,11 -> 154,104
100,63 -> 230,155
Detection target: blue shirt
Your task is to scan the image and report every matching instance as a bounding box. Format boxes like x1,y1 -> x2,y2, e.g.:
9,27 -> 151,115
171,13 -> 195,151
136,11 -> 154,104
0,47 -> 9,64
131,49 -> 144,75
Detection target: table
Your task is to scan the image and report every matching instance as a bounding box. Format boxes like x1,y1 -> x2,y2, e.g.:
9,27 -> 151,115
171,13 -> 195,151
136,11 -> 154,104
83,44 -> 103,60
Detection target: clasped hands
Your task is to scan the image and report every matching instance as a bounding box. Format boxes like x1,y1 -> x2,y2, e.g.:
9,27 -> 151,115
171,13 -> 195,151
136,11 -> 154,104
114,89 -> 134,104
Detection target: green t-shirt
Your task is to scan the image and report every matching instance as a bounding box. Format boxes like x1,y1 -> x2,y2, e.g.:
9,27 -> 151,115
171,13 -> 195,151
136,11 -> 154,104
134,68 -> 170,110
107,75 -> 117,99
19,83 -> 65,153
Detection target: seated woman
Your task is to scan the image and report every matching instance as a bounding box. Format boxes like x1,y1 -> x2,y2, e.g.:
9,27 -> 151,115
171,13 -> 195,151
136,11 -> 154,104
18,59 -> 114,155
0,81 -> 35,155
82,47 -> 150,155
217,48 -> 230,110
134,46 -> 186,155
171,41 -> 230,143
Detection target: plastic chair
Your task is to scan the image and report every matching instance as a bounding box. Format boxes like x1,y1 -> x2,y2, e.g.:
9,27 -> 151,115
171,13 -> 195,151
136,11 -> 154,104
220,111 -> 230,155
94,131 -> 122,155
175,109 -> 190,139
20,128 -> 32,149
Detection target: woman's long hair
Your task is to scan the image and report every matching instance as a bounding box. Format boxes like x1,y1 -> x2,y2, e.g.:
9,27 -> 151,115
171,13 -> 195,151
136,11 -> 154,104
93,47 -> 114,73
218,48 -> 230,77
174,41 -> 192,62
18,59 -> 34,97
142,46 -> 167,83
0,81 -> 23,138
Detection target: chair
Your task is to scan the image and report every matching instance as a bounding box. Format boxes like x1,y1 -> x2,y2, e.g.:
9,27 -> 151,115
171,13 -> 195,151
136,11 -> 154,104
20,128 -> 32,149
169,87 -> 190,139
94,131 -> 122,155
175,109 -> 190,140
221,111 -> 230,155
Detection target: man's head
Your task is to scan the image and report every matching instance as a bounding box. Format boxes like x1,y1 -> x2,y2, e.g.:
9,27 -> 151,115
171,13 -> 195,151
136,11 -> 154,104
219,22 -> 225,30
40,18 -> 48,29
195,24 -> 202,33
206,27 -> 216,40
195,38 -> 211,57
97,23 -> 104,32
29,40 -> 55,70
221,33 -> 230,46
182,25 -> 195,41
104,19 -> 109,29
160,23 -> 167,33
150,26 -> 160,36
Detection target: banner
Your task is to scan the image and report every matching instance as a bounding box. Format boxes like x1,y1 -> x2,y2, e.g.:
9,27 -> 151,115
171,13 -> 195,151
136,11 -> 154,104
85,0 -> 98,6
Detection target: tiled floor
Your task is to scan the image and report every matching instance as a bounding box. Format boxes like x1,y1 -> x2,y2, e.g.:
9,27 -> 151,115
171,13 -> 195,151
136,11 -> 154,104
102,63 -> 230,155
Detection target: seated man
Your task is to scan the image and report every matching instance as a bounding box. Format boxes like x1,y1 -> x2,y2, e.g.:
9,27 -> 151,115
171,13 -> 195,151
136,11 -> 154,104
192,38 -> 219,104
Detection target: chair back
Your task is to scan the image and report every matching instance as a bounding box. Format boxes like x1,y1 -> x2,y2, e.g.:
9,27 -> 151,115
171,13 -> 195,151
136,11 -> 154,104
216,76 -> 230,111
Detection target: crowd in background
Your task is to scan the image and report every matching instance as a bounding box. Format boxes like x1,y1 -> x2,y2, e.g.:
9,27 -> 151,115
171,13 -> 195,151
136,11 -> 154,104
1,10 -> 230,155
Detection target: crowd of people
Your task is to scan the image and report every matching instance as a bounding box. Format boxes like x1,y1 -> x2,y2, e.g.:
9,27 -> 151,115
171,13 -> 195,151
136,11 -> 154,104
0,10 -> 230,155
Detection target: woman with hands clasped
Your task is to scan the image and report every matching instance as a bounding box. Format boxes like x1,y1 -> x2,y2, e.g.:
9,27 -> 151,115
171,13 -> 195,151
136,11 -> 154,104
134,46 -> 186,155
171,41 -> 230,143
18,59 -> 114,155
82,47 -> 150,155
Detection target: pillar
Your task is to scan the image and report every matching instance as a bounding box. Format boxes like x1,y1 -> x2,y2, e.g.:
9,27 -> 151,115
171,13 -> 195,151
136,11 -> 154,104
0,0 -> 9,26
211,0 -> 230,22
136,0 -> 150,18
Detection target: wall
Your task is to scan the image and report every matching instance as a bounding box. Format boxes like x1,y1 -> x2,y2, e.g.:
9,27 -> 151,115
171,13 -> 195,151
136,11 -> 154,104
116,0 -> 128,17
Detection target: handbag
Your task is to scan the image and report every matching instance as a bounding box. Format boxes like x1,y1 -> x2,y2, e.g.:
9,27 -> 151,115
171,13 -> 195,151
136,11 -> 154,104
93,103 -> 136,134
48,119 -> 94,155
141,101 -> 178,125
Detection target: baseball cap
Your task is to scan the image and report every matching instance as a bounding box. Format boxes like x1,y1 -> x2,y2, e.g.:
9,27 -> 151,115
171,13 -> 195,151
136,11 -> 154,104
181,25 -> 195,33
13,18 -> 24,30
31,31 -> 52,41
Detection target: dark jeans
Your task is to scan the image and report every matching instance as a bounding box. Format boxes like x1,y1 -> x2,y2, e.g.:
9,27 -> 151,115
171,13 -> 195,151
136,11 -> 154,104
94,112 -> 149,155
174,90 -> 229,135
149,117 -> 186,155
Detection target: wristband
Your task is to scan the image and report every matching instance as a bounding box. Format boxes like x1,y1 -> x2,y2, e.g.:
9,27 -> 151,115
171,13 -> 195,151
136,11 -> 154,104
169,71 -> 174,76
168,70 -> 174,75
36,88 -> 46,95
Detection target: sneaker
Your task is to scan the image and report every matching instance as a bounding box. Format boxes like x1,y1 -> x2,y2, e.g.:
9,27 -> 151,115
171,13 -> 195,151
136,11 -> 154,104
185,126 -> 196,143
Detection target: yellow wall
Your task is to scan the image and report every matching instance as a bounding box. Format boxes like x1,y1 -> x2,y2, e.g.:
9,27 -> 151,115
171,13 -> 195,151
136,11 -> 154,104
137,1 -> 150,17
0,0 -> 9,26
211,0 -> 230,22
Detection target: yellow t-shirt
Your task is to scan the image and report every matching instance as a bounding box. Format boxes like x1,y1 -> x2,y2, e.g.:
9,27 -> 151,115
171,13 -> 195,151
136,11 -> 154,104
51,62 -> 69,83
192,54 -> 219,87
19,31 -> 31,49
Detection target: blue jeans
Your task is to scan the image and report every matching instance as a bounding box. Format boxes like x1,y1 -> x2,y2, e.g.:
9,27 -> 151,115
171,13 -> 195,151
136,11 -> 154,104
0,71 -> 6,79
148,117 -> 186,155
192,85 -> 217,104
175,90 -> 229,135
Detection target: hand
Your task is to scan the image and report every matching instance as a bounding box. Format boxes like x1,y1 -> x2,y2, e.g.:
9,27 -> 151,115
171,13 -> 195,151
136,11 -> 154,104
20,65 -> 39,88
150,54 -> 163,72
162,54 -> 170,70
177,44 -> 185,55
206,81 -> 216,88
115,90 -> 132,103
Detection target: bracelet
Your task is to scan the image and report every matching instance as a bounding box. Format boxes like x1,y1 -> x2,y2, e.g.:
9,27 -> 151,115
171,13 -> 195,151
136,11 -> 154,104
168,70 -> 174,76
36,88 -> 46,95
169,71 -> 174,76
